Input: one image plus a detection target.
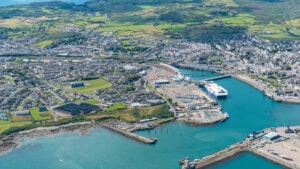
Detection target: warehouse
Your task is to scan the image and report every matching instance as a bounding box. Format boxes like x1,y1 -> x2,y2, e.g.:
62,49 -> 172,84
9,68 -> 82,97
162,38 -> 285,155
263,132 -> 280,141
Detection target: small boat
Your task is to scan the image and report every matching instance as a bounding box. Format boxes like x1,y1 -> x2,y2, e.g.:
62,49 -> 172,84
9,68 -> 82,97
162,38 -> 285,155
280,155 -> 293,161
150,137 -> 158,143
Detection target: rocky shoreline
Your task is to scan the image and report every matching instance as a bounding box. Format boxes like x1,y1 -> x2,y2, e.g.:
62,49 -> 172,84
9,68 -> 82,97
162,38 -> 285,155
0,119 -> 170,156
0,121 -> 97,156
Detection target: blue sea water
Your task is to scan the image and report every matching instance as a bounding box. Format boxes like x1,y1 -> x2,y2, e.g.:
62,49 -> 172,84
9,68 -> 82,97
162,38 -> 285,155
0,0 -> 89,7
0,68 -> 299,169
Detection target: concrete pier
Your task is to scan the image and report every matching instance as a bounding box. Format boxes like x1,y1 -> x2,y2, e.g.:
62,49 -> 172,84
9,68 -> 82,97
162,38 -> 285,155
102,124 -> 157,144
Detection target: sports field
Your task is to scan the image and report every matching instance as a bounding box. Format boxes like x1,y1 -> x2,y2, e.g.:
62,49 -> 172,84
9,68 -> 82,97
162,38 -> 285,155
29,107 -> 52,121
73,78 -> 112,93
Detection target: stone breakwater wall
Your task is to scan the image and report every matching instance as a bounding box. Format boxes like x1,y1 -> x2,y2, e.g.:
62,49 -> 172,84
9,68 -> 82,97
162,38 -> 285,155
102,124 -> 157,144
187,142 -> 249,169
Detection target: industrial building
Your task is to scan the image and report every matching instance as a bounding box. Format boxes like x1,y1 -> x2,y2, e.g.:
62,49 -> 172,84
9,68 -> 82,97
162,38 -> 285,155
153,79 -> 170,88
71,82 -> 85,88
11,110 -> 30,116
264,132 -> 280,141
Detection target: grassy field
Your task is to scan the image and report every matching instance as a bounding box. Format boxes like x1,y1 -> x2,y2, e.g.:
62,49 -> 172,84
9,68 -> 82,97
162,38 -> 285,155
0,0 -> 299,43
29,107 -> 52,121
84,99 -> 100,105
36,40 -> 53,48
98,23 -> 163,36
73,78 -> 112,93
204,0 -> 238,7
87,103 -> 172,122
0,121 -> 31,133
105,103 -> 127,111
0,18 -> 31,28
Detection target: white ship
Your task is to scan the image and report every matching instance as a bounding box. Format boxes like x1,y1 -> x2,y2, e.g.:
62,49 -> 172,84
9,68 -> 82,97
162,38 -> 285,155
204,82 -> 228,98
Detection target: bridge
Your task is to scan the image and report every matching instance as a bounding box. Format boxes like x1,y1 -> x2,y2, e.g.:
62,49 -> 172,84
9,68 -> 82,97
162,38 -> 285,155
195,74 -> 231,87
202,74 -> 231,81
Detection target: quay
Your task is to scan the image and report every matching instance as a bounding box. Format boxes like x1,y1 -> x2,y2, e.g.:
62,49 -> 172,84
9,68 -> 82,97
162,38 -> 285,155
102,124 -> 157,144
145,63 -> 228,126
172,63 -> 222,72
180,126 -> 300,169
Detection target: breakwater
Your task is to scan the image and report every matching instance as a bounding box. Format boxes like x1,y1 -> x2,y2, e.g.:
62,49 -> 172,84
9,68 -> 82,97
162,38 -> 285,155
102,124 -> 157,144
180,141 -> 295,169
181,126 -> 300,169
249,149 -> 296,169
181,141 -> 249,169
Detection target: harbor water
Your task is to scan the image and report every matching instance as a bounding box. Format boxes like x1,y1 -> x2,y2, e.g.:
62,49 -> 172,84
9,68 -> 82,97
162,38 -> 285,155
0,68 -> 299,169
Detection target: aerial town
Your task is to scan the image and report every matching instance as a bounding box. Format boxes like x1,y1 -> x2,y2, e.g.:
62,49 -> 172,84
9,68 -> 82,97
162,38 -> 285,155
0,28 -> 299,103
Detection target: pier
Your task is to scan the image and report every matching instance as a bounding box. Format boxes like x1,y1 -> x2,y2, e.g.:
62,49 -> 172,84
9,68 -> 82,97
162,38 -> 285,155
180,141 -> 250,169
102,124 -> 157,144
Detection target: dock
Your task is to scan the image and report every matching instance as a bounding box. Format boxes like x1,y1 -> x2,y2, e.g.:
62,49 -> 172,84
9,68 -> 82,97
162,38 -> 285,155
102,124 -> 157,144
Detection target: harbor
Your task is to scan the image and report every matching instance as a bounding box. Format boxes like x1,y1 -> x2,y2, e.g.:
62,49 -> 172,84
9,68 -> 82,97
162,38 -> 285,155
0,68 -> 299,169
144,63 -> 229,126
180,126 -> 300,169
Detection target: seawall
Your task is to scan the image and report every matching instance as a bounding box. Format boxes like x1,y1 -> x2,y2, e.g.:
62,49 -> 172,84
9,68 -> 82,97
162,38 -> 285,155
232,74 -> 300,104
249,149 -> 296,169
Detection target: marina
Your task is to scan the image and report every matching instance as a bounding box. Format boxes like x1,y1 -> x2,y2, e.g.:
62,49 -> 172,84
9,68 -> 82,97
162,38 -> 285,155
0,69 -> 299,169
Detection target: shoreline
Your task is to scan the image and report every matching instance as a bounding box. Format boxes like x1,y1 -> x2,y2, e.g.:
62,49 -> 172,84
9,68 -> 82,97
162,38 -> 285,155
0,120 -> 164,156
0,121 -> 96,156
0,117 -> 227,157
231,74 -> 300,104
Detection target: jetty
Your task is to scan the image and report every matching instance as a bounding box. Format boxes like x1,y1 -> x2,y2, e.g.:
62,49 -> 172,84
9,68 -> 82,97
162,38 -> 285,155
102,124 -> 157,144
180,141 -> 250,169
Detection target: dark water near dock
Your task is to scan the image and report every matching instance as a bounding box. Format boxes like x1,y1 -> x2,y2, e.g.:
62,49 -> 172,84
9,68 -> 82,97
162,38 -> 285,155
0,69 -> 299,169
0,0 -> 89,7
